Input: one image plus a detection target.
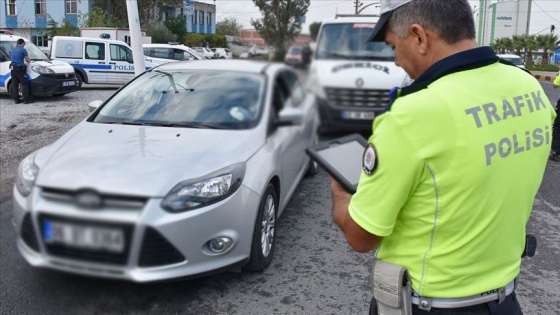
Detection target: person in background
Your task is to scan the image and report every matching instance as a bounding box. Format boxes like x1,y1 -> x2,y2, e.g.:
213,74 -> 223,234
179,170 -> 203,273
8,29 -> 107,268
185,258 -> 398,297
329,0 -> 556,314
550,71 -> 560,162
10,38 -> 33,104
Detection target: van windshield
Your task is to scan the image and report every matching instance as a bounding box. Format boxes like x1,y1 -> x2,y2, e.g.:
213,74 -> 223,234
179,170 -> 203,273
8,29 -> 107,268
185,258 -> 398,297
0,40 -> 49,61
315,23 -> 395,61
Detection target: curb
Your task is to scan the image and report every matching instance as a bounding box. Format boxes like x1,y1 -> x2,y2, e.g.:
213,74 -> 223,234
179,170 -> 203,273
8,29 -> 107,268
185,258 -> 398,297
533,74 -> 557,82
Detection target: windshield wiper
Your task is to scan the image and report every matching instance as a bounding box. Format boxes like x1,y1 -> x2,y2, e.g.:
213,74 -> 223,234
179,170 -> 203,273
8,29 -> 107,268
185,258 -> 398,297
159,122 -> 224,129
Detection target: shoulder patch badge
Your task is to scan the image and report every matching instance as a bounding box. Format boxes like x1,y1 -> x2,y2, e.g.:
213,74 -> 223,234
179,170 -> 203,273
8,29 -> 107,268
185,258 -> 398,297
363,143 -> 377,176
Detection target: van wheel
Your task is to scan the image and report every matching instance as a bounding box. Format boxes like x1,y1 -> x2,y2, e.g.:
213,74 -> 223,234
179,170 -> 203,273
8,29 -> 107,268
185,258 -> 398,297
75,74 -> 83,89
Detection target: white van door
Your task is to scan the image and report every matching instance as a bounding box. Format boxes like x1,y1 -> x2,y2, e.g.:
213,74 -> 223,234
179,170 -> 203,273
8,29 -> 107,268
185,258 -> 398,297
83,40 -> 108,84
108,43 -> 136,84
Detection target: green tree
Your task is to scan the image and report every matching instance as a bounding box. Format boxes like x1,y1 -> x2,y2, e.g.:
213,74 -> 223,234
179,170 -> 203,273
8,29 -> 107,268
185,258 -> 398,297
146,21 -> 177,43
47,15 -> 80,37
81,6 -> 111,27
216,17 -> 243,36
523,34 -> 538,64
535,33 -> 560,64
251,0 -> 310,61
511,34 -> 525,57
91,0 -> 182,27
309,22 -> 321,41
165,15 -> 187,43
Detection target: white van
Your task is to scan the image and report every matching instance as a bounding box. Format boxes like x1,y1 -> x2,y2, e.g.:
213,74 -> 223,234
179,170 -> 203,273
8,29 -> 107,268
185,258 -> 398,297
307,16 -> 411,133
0,33 -> 78,97
142,43 -> 205,65
51,36 -> 157,87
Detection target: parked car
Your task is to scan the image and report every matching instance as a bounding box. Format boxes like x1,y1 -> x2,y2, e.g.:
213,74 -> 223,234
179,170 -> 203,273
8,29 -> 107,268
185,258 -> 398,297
194,46 -> 219,59
248,44 -> 270,57
284,46 -> 303,68
143,43 -> 205,65
497,54 -> 525,69
0,33 -> 78,97
12,60 -> 320,282
211,47 -> 233,59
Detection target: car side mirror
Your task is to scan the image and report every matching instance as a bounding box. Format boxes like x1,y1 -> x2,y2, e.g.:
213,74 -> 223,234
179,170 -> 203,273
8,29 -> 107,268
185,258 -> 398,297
277,107 -> 304,126
88,100 -> 104,113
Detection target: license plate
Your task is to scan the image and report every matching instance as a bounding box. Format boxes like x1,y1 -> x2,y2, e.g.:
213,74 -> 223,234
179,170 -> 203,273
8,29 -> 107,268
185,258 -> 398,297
342,111 -> 376,120
62,80 -> 76,87
43,220 -> 124,253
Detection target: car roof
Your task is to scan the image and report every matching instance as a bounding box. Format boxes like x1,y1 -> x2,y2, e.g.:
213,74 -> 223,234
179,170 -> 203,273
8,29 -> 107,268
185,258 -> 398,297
322,16 -> 380,24
154,59 -> 283,74
497,54 -> 521,58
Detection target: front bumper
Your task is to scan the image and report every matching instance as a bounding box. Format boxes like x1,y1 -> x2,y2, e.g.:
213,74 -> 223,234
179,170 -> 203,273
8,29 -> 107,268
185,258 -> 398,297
13,184 -> 260,282
30,73 -> 79,96
317,97 -> 381,133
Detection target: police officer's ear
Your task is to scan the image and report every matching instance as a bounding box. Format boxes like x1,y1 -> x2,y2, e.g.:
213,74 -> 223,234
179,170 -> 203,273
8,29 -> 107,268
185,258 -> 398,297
409,23 -> 430,56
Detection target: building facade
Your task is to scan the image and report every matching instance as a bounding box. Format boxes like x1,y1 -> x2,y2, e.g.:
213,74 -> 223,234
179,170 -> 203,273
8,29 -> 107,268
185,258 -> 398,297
1,0 -> 91,50
1,0 -> 215,49
476,0 -> 532,46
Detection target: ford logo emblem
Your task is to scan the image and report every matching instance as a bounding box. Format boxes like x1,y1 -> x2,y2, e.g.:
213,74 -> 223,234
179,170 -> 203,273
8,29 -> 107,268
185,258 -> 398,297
355,78 -> 364,88
75,190 -> 103,209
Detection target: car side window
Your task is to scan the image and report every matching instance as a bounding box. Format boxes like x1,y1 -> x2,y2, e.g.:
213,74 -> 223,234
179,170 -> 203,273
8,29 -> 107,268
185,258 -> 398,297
85,42 -> 104,60
110,44 -> 132,62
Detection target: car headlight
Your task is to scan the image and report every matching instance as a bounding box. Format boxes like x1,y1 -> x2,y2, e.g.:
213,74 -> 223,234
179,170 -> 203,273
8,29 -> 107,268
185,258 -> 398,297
161,163 -> 246,213
306,63 -> 327,99
16,152 -> 39,197
31,64 -> 55,74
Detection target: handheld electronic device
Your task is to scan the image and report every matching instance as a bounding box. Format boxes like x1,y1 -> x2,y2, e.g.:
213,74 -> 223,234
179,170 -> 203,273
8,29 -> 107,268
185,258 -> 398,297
306,133 -> 368,194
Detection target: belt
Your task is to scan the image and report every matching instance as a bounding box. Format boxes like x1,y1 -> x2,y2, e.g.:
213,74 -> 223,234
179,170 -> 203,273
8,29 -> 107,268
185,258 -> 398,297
411,278 -> 516,310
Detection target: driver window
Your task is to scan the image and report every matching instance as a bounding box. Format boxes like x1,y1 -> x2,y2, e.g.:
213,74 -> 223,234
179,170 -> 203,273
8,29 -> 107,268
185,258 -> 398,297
110,44 -> 132,62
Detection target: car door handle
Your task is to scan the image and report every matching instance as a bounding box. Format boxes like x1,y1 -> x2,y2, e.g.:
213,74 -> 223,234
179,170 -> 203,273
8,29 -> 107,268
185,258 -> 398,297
98,62 -> 105,64
109,62 -> 116,65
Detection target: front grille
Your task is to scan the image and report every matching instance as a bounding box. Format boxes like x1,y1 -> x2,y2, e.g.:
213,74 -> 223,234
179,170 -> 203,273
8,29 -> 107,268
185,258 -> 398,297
41,187 -> 147,210
39,214 -> 134,266
325,87 -> 391,108
42,73 -> 76,80
139,228 -> 185,267
21,213 -> 40,252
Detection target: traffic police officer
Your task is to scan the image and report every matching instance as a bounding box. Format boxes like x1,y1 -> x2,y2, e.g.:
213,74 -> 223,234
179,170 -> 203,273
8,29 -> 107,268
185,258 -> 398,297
10,38 -> 33,104
329,0 -> 557,314
551,71 -> 560,162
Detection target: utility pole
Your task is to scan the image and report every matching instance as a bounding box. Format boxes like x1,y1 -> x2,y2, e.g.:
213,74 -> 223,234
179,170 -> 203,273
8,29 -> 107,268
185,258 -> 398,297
354,0 -> 380,15
126,0 -> 145,77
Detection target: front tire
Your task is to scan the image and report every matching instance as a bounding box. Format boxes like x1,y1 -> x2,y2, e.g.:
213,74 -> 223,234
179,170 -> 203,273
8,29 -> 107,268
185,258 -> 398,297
244,183 -> 278,272
75,73 -> 83,89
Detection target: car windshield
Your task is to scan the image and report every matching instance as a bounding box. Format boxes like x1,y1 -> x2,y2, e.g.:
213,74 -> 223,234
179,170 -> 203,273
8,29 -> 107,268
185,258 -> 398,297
289,47 -> 302,54
315,23 -> 395,61
0,40 -> 49,61
93,69 -> 266,130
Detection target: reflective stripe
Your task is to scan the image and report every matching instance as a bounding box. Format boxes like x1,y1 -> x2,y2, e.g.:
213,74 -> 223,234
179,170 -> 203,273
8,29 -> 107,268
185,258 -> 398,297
411,279 -> 515,308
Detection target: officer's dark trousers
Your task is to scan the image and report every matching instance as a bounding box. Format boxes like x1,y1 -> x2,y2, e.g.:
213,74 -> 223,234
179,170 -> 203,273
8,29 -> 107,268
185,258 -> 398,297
369,292 -> 523,315
10,67 -> 31,103
552,99 -> 560,154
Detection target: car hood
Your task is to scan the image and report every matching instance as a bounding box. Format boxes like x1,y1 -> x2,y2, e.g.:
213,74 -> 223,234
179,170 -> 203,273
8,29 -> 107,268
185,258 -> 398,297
313,60 -> 407,89
34,122 -> 263,197
31,60 -> 75,73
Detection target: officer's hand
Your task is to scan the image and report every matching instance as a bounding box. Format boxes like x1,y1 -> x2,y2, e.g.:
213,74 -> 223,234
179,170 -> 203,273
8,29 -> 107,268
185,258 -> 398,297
330,176 -> 351,200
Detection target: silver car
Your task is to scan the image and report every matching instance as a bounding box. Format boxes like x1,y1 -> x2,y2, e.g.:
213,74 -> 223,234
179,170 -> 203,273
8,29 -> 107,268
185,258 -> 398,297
13,60 -> 319,282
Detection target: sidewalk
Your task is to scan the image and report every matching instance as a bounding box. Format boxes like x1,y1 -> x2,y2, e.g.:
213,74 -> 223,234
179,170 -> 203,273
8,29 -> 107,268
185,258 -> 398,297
531,70 -> 558,82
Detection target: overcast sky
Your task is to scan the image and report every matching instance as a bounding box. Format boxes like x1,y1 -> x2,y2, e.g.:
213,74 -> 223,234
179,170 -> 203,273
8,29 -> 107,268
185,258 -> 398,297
208,0 -> 560,36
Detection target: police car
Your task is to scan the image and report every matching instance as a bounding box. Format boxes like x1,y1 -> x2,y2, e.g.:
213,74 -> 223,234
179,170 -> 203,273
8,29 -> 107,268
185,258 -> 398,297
0,32 -> 78,97
50,36 -> 157,87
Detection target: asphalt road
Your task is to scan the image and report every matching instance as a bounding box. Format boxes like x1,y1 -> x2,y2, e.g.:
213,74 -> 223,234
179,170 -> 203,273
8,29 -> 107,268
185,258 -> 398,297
0,80 -> 559,315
